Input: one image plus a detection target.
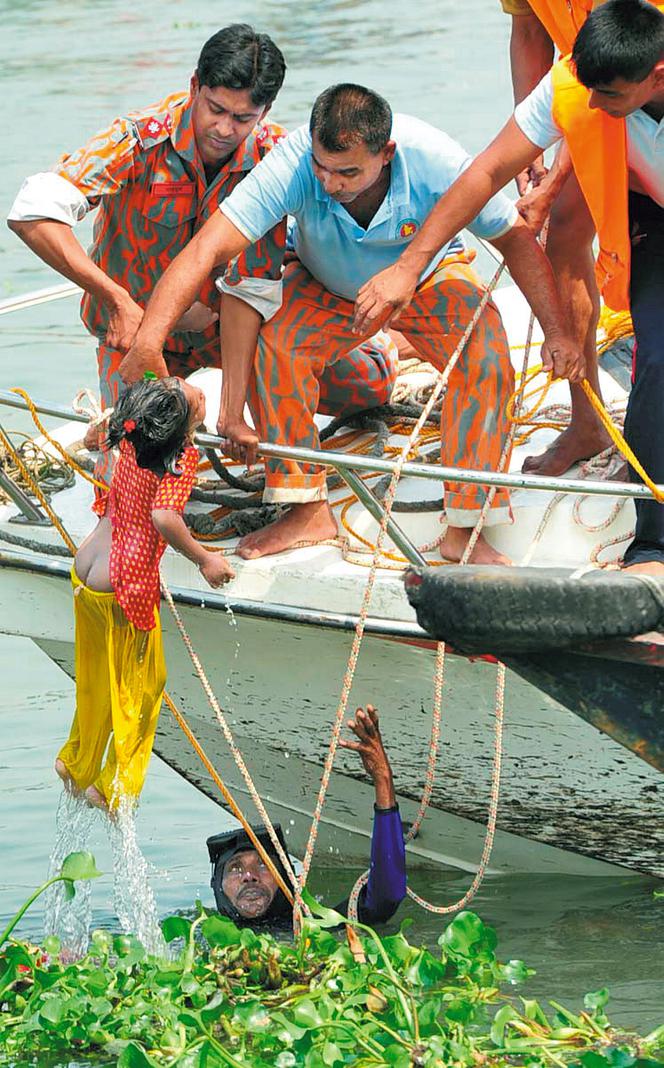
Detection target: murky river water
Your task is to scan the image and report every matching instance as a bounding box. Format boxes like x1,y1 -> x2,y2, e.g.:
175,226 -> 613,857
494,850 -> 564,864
1,0 -> 662,1038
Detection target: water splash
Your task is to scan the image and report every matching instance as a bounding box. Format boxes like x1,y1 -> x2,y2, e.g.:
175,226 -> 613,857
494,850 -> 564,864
224,597 -> 241,688
44,789 -> 97,958
108,795 -> 166,958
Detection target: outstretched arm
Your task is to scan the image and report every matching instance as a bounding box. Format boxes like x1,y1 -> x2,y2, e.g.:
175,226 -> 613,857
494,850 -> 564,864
120,212 -> 251,383
491,218 -> 584,381
340,705 -> 406,923
152,510 -> 235,587
353,118 -> 542,334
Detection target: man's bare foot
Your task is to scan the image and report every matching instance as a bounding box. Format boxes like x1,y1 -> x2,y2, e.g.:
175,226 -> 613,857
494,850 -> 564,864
439,527 -> 512,565
522,424 -> 611,477
622,561 -> 664,577
85,785 -> 109,811
237,501 -> 337,559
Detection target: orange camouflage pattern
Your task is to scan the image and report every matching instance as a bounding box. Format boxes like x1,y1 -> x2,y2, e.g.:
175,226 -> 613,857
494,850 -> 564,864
54,91 -> 287,368
249,255 -> 514,517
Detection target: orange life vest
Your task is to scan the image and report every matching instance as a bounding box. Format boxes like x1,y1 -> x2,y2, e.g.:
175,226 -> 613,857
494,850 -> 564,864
550,1 -> 664,312
551,57 -> 630,310
526,0 -> 594,54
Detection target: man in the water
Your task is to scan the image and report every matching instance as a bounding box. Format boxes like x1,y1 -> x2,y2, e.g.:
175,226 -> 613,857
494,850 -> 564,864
208,705 -> 406,926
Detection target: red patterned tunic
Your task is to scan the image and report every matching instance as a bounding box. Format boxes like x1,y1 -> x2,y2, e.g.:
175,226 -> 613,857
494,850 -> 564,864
93,440 -> 199,630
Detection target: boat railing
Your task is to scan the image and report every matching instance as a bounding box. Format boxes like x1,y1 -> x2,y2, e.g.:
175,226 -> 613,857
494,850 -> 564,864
0,389 -> 659,569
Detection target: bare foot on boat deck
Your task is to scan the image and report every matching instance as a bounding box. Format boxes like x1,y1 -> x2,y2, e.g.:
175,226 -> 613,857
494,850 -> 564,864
237,501 -> 338,559
85,785 -> 109,811
438,527 -> 512,566
622,561 -> 664,577
522,425 -> 611,477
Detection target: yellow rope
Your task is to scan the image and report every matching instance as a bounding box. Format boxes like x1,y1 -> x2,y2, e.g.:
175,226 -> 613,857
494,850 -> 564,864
0,424 -> 77,554
10,387 -> 107,490
162,692 -> 294,906
581,379 -> 664,503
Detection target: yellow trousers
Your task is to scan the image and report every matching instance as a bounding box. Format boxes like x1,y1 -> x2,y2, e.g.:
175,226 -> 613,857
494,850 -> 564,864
58,568 -> 166,806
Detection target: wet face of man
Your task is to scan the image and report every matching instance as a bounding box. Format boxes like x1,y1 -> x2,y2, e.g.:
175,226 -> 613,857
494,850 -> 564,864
222,850 -> 278,919
190,76 -> 269,166
311,133 -> 395,205
587,63 -> 664,118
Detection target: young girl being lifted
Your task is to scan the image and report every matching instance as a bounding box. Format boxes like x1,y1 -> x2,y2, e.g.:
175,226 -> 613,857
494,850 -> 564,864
55,376 -> 234,810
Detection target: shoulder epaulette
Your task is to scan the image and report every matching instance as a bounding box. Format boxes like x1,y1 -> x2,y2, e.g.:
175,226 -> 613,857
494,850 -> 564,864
128,92 -> 188,150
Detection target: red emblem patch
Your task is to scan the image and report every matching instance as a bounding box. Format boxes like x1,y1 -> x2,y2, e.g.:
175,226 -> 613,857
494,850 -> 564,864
151,181 -> 195,197
398,219 -> 419,239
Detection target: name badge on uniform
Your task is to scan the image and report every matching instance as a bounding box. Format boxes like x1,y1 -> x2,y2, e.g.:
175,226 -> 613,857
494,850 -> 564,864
151,181 -> 195,197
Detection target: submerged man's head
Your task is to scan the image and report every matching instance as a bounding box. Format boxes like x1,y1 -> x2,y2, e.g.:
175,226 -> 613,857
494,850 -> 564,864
309,83 -> 395,204
221,848 -> 278,919
208,826 -> 292,926
573,0 -> 664,118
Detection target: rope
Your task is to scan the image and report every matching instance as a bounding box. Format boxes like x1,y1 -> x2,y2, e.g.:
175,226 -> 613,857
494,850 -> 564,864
158,578 -> 301,897
581,379 -> 664,503
1,392 -> 294,903
293,260 -> 507,931
161,692 -> 294,905
9,387 -> 106,490
0,423 -> 77,555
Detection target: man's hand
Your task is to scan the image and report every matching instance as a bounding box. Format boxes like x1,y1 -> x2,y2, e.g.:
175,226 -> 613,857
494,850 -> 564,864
516,181 -> 555,236
541,331 -> 585,382
105,290 -> 145,352
199,552 -> 235,589
118,342 -> 169,384
353,262 -> 420,335
515,156 -> 548,197
174,300 -> 219,334
217,413 -> 260,469
340,705 -> 396,809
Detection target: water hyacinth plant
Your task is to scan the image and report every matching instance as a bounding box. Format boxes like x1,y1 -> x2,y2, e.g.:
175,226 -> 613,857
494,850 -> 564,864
0,857 -> 662,1068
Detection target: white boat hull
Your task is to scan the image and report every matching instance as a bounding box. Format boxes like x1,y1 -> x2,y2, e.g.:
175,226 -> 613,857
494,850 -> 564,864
1,551 -> 662,878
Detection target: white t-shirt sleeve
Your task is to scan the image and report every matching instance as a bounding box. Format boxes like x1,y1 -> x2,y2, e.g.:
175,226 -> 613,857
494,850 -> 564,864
7,172 -> 90,225
427,129 -> 519,240
220,127 -> 308,243
513,72 -> 562,151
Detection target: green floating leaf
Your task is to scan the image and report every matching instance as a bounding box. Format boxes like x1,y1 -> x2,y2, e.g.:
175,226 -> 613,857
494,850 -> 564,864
118,1041 -> 160,1067
300,887 -> 345,929
60,851 -> 103,882
584,987 -> 610,1013
292,997 -> 325,1030
63,880 -> 76,902
161,915 -> 192,943
39,995 -> 65,1027
201,914 -> 241,948
501,958 -> 535,985
383,1043 -> 411,1068
233,999 -> 271,1033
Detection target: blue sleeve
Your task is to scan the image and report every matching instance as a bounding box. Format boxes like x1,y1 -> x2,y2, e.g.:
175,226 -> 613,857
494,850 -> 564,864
357,806 -> 406,925
219,125 -> 309,244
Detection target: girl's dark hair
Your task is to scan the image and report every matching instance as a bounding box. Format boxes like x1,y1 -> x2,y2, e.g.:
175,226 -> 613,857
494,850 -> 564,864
106,378 -> 190,476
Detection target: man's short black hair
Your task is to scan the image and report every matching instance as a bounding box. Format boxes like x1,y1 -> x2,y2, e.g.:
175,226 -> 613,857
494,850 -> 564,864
196,24 -> 286,108
573,0 -> 664,89
309,84 -> 392,154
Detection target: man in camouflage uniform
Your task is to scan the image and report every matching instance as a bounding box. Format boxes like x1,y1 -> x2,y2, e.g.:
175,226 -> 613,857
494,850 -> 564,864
8,24 -> 287,480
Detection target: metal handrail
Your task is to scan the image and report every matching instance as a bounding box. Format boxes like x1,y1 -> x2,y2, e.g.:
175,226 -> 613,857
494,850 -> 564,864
0,389 -> 658,501
0,283 -> 80,316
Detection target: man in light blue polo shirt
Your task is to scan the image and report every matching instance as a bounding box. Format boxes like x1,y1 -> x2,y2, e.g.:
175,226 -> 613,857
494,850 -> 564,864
124,83 -> 580,563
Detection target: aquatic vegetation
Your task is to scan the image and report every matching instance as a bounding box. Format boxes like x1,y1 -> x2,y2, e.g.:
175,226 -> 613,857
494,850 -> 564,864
0,863 -> 663,1068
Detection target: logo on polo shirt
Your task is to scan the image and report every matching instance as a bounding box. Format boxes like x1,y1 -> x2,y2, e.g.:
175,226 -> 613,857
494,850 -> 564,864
398,218 -> 419,239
